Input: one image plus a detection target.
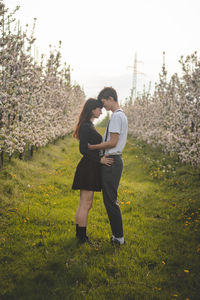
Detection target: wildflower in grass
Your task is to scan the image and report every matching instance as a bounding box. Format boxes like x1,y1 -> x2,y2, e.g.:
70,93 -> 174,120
121,202 -> 124,205
162,261 -> 166,264
153,287 -> 161,291
184,269 -> 189,273
126,201 -> 131,205
173,294 -> 178,297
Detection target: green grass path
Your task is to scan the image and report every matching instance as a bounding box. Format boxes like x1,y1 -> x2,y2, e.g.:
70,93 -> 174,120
0,130 -> 200,300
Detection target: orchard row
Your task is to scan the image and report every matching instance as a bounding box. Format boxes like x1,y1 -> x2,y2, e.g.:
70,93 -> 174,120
124,52 -> 200,167
0,2 -> 85,167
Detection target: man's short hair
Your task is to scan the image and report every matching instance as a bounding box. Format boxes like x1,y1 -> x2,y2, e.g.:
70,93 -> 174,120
97,87 -> 118,102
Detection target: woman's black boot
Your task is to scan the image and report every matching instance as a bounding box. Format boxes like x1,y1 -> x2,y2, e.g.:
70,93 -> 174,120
76,224 -> 79,238
78,226 -> 90,244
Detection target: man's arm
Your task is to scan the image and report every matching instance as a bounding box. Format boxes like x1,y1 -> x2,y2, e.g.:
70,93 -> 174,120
88,133 -> 119,150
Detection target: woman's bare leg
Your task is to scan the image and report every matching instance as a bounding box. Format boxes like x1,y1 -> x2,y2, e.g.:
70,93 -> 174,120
75,190 -> 94,226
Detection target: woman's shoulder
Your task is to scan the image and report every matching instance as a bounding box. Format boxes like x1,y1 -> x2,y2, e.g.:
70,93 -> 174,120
81,121 -> 92,127
80,121 -> 92,132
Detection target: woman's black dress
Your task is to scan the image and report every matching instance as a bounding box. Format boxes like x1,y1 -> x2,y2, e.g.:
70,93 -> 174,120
72,121 -> 102,191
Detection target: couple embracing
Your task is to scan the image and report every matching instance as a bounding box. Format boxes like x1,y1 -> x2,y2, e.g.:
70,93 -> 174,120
72,87 -> 128,246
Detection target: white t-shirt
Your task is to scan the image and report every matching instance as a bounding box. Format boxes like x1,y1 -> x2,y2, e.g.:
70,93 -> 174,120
104,109 -> 128,155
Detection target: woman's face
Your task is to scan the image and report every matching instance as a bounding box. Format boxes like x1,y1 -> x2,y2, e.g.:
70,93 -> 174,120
92,107 -> 102,118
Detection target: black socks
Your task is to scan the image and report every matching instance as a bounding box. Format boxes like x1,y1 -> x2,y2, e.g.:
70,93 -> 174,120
76,225 -> 88,243
78,226 -> 87,239
76,224 -> 79,238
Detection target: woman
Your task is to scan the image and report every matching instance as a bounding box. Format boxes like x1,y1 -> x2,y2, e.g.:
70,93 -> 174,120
72,98 -> 113,243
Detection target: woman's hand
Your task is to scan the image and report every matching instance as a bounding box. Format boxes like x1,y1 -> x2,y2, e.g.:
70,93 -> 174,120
88,143 -> 94,150
100,155 -> 114,166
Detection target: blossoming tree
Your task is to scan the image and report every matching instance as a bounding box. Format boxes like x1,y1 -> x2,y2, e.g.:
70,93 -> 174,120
124,52 -> 200,167
0,1 -> 85,168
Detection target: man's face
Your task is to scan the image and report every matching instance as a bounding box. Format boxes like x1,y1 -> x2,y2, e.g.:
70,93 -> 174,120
101,97 -> 112,111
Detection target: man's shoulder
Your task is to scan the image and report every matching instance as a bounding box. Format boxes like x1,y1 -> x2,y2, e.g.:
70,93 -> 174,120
111,110 -> 127,121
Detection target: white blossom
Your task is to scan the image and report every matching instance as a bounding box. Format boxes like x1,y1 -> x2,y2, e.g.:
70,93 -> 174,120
124,52 -> 200,167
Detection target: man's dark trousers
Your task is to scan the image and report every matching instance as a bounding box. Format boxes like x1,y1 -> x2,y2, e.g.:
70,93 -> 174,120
101,155 -> 123,238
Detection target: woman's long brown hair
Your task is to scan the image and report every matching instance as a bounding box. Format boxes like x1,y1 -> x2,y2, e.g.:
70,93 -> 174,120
73,98 -> 102,140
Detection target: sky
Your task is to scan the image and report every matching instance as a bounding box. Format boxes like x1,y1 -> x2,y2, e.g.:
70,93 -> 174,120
3,0 -> 200,103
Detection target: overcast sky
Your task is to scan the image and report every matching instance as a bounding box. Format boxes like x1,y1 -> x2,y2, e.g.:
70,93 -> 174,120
3,0 -> 200,103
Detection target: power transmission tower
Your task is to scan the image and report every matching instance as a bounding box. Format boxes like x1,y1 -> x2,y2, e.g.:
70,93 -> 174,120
128,52 -> 144,104
34,45 -> 39,63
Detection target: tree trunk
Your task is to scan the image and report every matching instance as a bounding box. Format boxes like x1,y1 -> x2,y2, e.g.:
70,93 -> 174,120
0,151 -> 4,169
28,145 -> 34,159
19,152 -> 23,160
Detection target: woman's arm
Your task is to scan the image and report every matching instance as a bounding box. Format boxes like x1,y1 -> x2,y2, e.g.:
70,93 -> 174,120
79,124 -> 101,162
79,123 -> 113,165
88,133 -> 119,150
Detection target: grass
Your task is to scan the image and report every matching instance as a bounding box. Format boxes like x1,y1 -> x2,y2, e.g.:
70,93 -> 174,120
0,129 -> 200,300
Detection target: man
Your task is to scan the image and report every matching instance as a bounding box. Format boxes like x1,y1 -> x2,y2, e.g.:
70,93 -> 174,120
89,87 -> 128,245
